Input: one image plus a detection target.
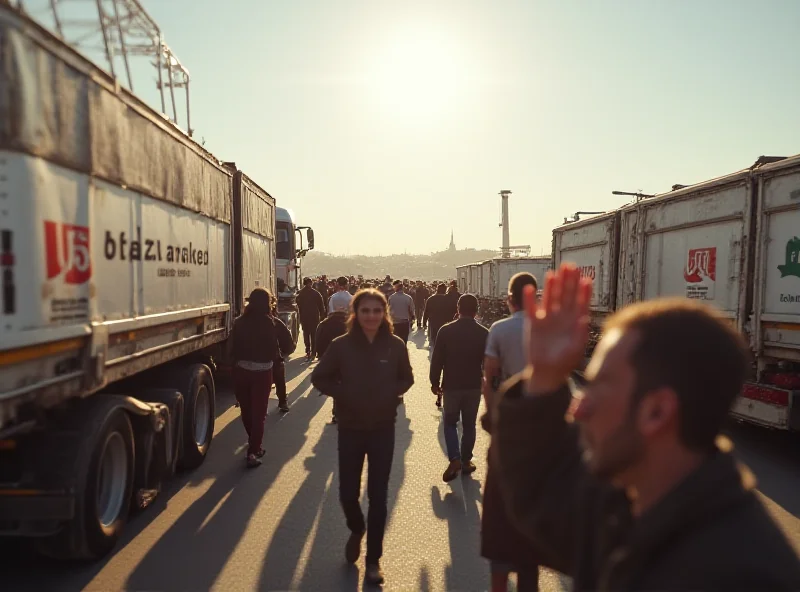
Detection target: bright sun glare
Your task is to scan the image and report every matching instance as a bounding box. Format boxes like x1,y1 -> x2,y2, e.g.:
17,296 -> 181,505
369,30 -> 470,118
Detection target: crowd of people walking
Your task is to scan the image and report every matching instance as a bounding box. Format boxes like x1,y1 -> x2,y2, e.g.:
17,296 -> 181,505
229,267 -> 800,590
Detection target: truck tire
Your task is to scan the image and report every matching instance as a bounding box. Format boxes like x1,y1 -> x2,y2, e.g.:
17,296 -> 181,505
168,364 -> 215,470
37,405 -> 135,560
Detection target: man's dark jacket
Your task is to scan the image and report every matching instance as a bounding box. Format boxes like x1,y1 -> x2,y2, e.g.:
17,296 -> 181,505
273,315 -> 296,361
315,312 -> 347,359
311,328 -> 414,431
492,376 -> 800,591
444,288 -> 461,321
296,285 -> 326,325
423,293 -> 451,341
430,318 -> 488,391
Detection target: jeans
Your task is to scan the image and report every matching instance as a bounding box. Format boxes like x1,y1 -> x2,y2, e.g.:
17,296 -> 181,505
394,321 -> 410,343
443,388 -> 481,462
338,426 -> 395,564
233,366 -> 273,455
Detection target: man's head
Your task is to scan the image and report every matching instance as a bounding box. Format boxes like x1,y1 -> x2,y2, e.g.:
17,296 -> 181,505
574,298 -> 749,484
303,277 -> 312,287
337,276 -> 348,289
508,272 -> 538,312
393,280 -> 403,292
457,294 -> 478,318
436,283 -> 447,295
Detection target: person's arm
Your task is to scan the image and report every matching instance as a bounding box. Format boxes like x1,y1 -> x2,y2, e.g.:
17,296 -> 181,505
429,327 -> 445,390
408,296 -> 415,323
316,291 -> 326,318
310,339 -> 345,398
395,341 -> 415,397
482,327 -> 502,409
274,317 -> 296,356
422,297 -> 431,326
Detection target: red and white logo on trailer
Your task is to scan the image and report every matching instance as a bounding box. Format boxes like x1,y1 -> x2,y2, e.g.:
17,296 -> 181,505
684,247 -> 716,300
684,247 -> 716,283
44,220 -> 91,284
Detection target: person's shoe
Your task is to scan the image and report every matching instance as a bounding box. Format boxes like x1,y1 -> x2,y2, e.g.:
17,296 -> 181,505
344,530 -> 364,564
436,395 -> 442,409
462,460 -> 477,475
331,415 -> 338,424
442,459 -> 462,482
365,563 -> 385,586
246,454 -> 262,468
255,448 -> 266,458
279,403 -> 290,413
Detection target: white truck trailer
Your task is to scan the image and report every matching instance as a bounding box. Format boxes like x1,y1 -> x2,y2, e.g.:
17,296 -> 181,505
553,155 -> 800,433
0,6 -> 280,559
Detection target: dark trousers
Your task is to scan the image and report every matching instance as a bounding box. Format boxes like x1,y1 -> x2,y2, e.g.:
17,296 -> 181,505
394,321 -> 410,343
301,320 -> 319,355
338,426 -> 395,565
273,358 -> 287,406
415,304 -> 425,328
233,366 -> 273,455
443,388 -> 481,462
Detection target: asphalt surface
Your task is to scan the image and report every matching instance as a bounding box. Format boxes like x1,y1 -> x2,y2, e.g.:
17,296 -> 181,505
2,328 -> 799,591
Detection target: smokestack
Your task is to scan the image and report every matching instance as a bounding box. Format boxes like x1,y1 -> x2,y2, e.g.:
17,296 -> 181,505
499,190 -> 511,258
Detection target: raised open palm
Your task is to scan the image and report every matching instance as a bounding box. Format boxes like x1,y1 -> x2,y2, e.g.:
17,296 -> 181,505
522,263 -> 593,392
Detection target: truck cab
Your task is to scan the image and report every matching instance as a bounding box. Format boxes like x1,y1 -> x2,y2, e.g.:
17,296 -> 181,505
275,207 -> 314,344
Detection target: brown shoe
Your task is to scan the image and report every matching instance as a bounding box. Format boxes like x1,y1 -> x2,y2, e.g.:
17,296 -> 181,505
462,460 -> 477,475
365,563 -> 385,585
344,530 -> 364,564
442,459 -> 462,482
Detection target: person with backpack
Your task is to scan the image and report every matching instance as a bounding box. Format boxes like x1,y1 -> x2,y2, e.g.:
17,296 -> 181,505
232,287 -> 279,468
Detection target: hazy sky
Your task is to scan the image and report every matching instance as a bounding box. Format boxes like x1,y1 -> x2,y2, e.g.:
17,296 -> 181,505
29,0 -> 800,256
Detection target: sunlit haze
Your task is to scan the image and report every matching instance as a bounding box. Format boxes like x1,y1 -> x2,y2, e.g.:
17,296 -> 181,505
27,0 -> 800,256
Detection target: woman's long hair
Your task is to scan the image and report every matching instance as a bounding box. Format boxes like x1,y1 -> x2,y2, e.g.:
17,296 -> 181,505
347,289 -> 393,335
244,287 -> 274,318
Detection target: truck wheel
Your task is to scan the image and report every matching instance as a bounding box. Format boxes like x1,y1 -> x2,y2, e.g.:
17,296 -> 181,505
37,406 -> 135,560
170,364 -> 215,470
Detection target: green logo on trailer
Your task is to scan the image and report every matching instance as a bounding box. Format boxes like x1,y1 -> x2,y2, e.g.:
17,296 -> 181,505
778,237 -> 800,278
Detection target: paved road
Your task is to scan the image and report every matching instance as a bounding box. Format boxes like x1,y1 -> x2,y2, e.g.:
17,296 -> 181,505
3,328 -> 799,591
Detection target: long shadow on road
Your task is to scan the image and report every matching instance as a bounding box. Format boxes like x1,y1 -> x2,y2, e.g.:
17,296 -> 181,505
123,380 -> 326,591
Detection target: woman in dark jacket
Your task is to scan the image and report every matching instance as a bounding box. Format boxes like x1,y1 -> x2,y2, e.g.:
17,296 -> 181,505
311,289 -> 414,587
232,288 -> 277,468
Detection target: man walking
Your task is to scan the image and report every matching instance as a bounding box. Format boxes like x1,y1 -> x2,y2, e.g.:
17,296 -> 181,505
388,280 -> 415,343
430,294 -> 488,482
328,276 -> 353,315
413,280 -> 429,331
423,284 -> 450,349
482,271 -> 542,592
296,277 -> 326,361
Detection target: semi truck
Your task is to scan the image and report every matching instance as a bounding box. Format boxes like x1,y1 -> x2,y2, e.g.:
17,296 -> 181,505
0,5 -> 307,559
275,207 -> 315,345
553,155 -> 800,433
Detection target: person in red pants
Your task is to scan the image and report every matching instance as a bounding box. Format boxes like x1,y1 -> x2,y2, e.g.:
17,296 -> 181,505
232,288 -> 278,468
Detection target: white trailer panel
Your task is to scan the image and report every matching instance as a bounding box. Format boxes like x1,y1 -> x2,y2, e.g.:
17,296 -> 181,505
495,257 -> 551,298
469,264 -> 481,295
753,157 -> 800,361
552,213 -> 619,314
456,265 -> 469,293
480,260 -> 493,297
617,171 -> 752,330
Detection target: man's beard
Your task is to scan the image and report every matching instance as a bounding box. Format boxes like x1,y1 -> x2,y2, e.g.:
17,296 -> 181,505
582,412 -> 644,482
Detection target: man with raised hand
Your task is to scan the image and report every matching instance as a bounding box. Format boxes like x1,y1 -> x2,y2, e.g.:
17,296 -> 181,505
493,263 -> 800,591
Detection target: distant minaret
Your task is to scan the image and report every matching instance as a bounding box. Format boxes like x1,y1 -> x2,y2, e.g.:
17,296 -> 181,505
449,230 -> 456,252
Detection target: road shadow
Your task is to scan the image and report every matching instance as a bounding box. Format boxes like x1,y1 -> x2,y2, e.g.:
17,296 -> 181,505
121,383 -> 326,591
723,420 -> 800,519
431,475 -> 486,591
262,402 -> 414,591
409,327 -> 429,350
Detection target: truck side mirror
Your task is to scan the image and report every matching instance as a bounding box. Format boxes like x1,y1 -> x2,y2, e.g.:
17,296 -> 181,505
307,228 -> 315,250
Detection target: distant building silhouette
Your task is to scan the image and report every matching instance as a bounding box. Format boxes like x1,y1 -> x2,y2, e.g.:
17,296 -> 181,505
448,230 -> 456,252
